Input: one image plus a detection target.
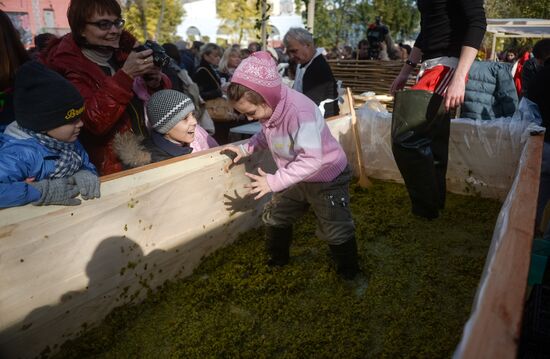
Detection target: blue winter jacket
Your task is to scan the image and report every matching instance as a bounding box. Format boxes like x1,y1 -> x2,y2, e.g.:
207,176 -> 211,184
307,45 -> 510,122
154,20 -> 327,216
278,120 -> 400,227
462,61 -> 518,120
0,124 -> 97,208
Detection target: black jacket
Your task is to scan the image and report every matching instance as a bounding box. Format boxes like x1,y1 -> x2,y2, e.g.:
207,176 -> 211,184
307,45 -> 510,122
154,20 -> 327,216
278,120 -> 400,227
415,0 -> 486,60
301,54 -> 339,118
527,59 -> 550,143
192,60 -> 222,100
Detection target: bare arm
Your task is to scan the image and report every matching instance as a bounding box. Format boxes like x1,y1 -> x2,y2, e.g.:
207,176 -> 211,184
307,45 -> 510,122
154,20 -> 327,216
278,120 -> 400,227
444,45 -> 478,111
390,46 -> 423,95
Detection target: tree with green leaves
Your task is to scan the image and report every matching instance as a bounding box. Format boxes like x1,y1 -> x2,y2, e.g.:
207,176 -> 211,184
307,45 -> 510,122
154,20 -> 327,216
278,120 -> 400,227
485,0 -> 549,19
217,0 -> 265,44
124,0 -> 184,44
370,0 -> 419,41
484,0 -> 550,56
295,0 -> 419,48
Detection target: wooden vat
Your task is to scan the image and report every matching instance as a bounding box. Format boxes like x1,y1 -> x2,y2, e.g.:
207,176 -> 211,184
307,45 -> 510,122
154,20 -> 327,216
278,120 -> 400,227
0,111 -> 543,358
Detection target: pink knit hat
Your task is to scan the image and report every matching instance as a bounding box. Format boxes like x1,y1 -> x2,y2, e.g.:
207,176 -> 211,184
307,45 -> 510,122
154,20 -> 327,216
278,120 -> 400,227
231,51 -> 282,109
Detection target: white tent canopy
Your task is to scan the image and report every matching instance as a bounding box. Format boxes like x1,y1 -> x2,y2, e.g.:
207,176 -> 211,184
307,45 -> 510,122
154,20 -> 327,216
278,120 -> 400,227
486,18 -> 550,60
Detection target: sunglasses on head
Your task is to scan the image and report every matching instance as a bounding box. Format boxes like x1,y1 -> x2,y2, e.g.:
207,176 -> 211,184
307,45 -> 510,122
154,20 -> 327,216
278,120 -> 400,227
86,18 -> 125,31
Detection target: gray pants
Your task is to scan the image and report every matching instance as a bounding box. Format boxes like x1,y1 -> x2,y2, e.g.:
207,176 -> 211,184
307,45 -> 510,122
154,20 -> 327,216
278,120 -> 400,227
262,166 -> 355,245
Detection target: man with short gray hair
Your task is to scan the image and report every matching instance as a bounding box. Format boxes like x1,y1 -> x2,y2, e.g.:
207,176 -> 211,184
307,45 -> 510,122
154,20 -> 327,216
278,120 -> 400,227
284,28 -> 339,118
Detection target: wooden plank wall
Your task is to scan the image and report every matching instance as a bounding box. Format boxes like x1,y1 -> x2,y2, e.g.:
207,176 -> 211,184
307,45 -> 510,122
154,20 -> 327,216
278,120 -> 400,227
454,134 -> 544,359
328,60 -> 418,96
0,113 -> 542,358
0,147 -> 278,358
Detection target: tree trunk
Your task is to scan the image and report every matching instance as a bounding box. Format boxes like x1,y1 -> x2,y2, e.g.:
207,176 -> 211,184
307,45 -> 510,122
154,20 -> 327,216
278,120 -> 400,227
155,0 -> 166,41
307,0 -> 315,33
138,0 -> 148,40
260,0 -> 267,49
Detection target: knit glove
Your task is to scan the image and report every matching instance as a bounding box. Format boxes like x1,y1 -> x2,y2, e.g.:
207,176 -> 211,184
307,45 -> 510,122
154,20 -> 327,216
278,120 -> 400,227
70,170 -> 101,200
28,178 -> 81,206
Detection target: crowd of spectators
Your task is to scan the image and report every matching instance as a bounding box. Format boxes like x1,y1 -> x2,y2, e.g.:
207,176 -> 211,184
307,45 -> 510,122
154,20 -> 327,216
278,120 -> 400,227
2,0 -> 548,211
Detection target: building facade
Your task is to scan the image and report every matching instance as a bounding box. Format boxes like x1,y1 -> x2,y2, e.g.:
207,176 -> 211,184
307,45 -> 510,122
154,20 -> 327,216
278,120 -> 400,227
1,0 -> 70,47
177,0 -> 303,46
2,0 -> 304,48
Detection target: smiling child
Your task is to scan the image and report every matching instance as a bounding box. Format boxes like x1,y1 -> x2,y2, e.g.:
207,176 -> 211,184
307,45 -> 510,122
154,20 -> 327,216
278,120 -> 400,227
221,51 -> 359,279
114,89 -> 218,167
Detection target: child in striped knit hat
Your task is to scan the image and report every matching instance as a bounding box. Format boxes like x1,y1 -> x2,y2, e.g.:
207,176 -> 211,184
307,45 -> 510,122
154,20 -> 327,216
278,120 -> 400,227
222,51 -> 359,280
113,89 -> 218,167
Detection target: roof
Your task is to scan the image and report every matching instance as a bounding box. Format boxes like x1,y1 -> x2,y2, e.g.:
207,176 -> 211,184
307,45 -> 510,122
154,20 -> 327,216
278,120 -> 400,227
486,18 -> 550,38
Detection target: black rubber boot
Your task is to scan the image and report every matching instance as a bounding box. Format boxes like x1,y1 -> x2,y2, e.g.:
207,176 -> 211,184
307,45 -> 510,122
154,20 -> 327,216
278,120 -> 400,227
265,226 -> 292,267
431,113 -> 451,210
329,237 -> 360,280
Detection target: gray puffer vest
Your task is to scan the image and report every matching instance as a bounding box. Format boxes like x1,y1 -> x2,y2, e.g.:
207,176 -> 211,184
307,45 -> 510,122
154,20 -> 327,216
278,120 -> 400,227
462,61 -> 518,120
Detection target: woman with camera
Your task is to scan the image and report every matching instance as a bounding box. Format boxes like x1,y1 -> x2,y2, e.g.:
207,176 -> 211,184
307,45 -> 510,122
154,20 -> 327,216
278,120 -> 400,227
41,0 -> 171,175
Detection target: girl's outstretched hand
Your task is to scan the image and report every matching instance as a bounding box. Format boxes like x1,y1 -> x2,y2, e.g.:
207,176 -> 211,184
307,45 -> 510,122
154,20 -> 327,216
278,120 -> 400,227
220,145 -> 246,172
244,167 -> 271,200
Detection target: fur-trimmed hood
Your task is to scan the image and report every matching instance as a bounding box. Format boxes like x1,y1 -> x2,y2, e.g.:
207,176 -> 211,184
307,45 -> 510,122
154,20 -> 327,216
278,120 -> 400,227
112,131 -> 152,168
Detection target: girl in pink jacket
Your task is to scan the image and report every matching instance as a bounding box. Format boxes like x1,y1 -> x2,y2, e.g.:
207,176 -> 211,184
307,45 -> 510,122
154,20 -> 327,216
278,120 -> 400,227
222,51 -> 359,279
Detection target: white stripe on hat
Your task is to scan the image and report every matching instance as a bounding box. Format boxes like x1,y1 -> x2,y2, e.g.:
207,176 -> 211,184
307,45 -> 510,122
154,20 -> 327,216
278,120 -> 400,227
159,97 -> 192,125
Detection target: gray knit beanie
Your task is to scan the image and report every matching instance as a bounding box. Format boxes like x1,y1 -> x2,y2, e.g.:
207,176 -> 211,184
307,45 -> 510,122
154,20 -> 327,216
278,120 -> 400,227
147,89 -> 195,134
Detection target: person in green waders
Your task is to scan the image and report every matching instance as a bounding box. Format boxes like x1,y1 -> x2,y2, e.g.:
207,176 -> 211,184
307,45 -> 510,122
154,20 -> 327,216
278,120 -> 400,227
389,0 -> 486,219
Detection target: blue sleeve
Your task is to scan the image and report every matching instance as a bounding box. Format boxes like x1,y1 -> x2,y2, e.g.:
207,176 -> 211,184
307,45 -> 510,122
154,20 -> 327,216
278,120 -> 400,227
0,182 -> 41,208
0,146 -> 42,208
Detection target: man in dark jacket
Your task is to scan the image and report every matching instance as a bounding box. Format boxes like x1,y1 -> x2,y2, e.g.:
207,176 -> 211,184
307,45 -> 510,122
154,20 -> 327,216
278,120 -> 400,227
283,28 -> 339,118
528,39 -> 550,233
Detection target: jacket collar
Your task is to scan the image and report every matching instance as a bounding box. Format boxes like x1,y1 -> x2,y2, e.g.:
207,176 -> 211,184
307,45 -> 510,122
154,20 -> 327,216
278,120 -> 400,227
151,131 -> 192,157
299,48 -> 323,69
4,122 -> 31,140
41,32 -> 135,76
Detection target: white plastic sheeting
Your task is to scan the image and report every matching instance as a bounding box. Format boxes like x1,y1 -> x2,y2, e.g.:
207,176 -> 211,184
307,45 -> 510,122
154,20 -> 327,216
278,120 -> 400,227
355,99 -> 544,200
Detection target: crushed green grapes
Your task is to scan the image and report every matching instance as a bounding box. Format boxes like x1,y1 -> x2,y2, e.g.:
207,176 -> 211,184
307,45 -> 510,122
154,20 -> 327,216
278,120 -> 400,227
54,180 -> 501,358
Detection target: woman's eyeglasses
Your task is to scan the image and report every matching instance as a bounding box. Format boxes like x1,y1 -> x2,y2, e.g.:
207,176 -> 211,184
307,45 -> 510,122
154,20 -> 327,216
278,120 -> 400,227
86,18 -> 125,30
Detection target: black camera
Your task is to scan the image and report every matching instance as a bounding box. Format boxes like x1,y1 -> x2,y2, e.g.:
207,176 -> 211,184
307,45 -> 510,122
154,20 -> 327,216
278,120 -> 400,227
134,40 -> 171,68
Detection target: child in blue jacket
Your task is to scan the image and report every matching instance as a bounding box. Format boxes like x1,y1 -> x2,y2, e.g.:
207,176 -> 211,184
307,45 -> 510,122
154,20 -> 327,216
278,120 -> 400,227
0,61 -> 100,208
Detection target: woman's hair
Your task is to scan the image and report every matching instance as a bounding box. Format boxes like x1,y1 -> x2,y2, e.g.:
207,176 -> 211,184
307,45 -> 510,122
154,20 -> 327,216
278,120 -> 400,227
67,0 -> 122,46
218,47 -> 240,74
162,42 -> 181,64
240,48 -> 252,59
226,82 -> 265,105
199,43 -> 222,59
34,33 -> 57,52
0,10 -> 30,89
